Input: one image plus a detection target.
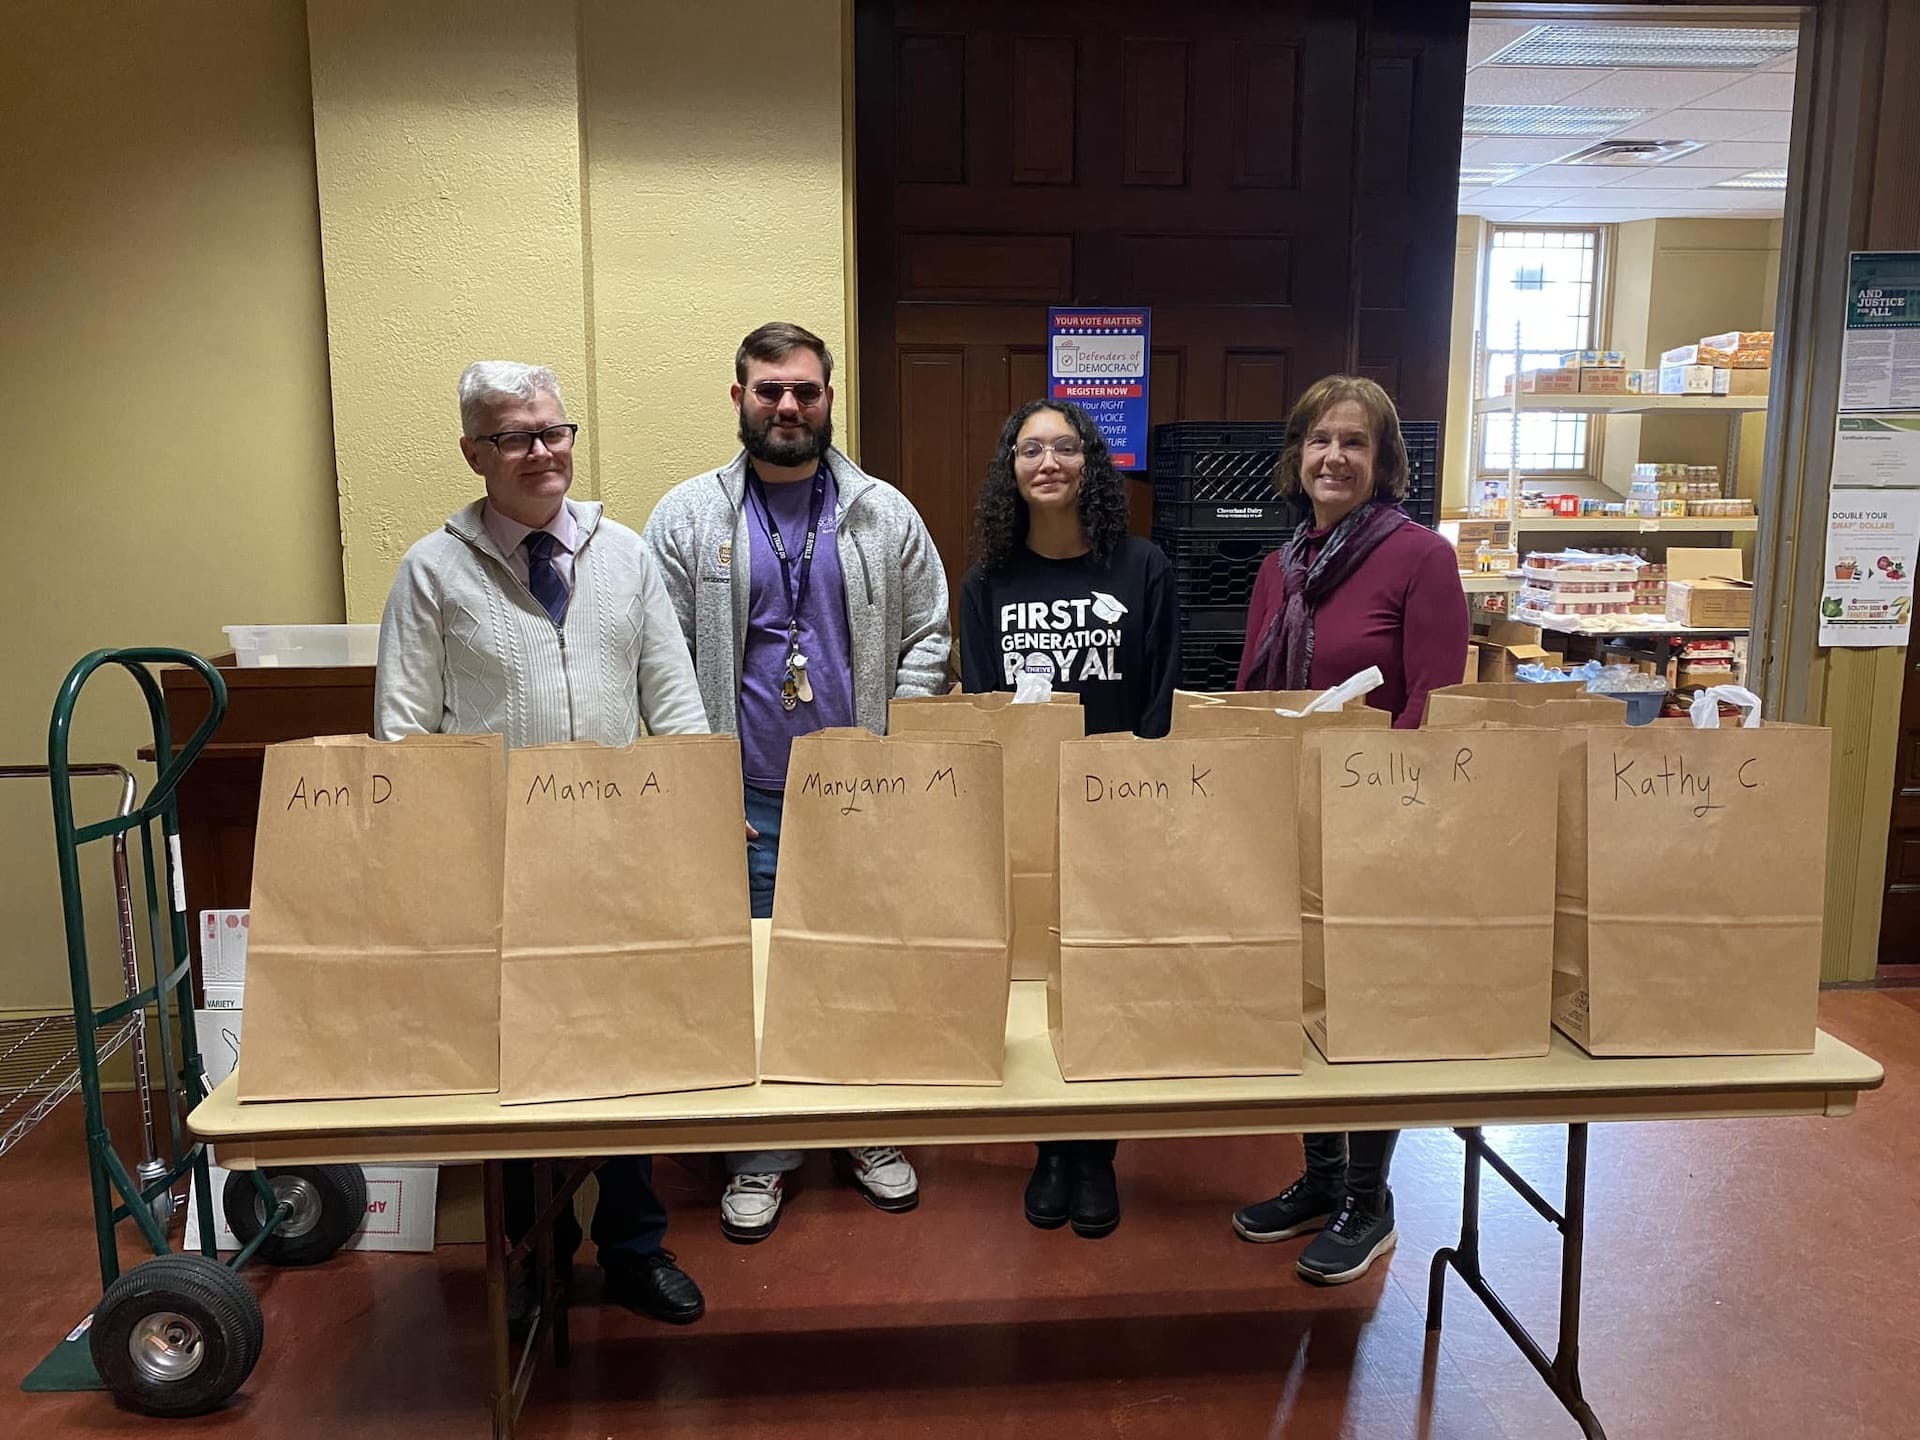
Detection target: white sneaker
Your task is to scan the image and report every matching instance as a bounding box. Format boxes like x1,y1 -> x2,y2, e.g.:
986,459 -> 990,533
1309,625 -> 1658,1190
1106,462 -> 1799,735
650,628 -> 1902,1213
839,1146 -> 919,1212
720,1171 -> 785,1244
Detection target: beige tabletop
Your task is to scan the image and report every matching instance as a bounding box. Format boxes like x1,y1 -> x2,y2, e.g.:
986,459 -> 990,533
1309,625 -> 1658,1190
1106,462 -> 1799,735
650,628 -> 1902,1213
190,923 -> 1884,1170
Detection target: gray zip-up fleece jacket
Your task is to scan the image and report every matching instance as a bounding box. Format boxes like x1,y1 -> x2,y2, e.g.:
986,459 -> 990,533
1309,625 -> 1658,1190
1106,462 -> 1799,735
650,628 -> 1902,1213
375,498 -> 709,747
642,448 -> 952,736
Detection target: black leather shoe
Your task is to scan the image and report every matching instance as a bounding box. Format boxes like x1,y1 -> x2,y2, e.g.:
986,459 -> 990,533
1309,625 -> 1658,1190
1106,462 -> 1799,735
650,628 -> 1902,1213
605,1250 -> 705,1325
1069,1150 -> 1120,1239
1024,1146 -> 1070,1229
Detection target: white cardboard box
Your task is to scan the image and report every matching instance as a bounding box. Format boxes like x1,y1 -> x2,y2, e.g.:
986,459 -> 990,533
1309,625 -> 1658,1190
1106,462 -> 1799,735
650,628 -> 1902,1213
196,908 -> 249,987
186,1008 -> 437,1253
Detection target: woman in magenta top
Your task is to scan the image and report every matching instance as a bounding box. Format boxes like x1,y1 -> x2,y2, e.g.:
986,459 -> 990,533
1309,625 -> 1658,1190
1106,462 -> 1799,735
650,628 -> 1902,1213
1236,375 -> 1468,728
1231,374 -> 1467,1286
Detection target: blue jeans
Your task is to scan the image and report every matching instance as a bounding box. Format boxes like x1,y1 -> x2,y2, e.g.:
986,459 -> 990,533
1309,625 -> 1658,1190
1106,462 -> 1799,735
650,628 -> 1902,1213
745,783 -> 783,921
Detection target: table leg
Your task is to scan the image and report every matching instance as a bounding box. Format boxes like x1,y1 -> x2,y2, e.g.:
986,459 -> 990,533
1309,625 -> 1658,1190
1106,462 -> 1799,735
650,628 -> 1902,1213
532,1160 -> 571,1367
1425,1125 -> 1608,1439
483,1160 -> 515,1440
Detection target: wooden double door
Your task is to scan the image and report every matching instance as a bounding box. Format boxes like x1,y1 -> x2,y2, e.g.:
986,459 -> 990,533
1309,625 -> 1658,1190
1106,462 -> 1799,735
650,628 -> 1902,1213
853,0 -> 1469,589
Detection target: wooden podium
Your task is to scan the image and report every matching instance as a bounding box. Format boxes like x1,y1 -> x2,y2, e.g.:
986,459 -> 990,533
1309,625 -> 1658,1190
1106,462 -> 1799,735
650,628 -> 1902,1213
157,658 -> 375,924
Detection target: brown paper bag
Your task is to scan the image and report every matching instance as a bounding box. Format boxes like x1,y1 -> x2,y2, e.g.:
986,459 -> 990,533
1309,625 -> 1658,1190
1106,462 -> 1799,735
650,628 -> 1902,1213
1306,727 -> 1558,1061
1427,682 -> 1609,709
761,728 -> 1011,1084
1566,722 -> 1830,1055
1171,690 -> 1327,730
500,737 -> 756,1103
1177,700 -> 1391,738
240,734 -> 505,1101
1422,698 -> 1627,1052
1054,735 -> 1303,1078
888,693 -> 1085,981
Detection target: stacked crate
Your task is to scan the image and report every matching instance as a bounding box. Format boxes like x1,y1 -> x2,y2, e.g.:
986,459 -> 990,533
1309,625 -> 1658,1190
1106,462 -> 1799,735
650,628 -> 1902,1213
1149,419 -> 1440,689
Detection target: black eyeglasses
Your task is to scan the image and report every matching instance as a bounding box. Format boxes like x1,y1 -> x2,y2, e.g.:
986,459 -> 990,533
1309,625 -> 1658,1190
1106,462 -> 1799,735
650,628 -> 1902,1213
475,424 -> 579,459
747,381 -> 826,407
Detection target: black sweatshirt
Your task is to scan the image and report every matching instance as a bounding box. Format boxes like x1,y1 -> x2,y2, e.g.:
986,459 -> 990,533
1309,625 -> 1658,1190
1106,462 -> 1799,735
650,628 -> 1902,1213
958,536 -> 1179,738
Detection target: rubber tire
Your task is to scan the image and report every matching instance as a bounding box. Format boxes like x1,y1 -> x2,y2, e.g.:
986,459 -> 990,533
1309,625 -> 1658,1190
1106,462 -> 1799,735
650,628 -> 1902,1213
223,1164 -> 368,1266
90,1254 -> 263,1418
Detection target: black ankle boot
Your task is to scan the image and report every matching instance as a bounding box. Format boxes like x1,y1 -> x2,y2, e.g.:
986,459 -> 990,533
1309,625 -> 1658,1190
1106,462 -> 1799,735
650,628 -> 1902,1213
1024,1145 -> 1070,1229
1068,1148 -> 1120,1239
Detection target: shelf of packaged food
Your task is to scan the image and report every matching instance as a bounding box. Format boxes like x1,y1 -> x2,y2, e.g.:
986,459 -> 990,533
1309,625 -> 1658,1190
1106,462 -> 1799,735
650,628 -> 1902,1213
1473,393 -> 1769,417
1522,613 -> 1750,640
1506,515 -> 1759,534
1459,574 -> 1523,594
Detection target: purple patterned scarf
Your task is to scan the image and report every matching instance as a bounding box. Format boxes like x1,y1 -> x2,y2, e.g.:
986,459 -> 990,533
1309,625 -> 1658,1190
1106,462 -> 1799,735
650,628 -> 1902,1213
1251,501 -> 1411,691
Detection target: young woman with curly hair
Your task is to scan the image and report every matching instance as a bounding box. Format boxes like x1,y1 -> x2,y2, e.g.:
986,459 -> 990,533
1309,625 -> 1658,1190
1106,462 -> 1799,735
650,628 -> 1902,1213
957,398 -> 1179,1241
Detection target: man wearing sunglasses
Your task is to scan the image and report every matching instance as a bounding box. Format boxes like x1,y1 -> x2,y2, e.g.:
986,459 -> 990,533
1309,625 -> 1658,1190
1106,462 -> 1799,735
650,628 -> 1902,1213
644,321 -> 951,1244
375,360 -> 709,1328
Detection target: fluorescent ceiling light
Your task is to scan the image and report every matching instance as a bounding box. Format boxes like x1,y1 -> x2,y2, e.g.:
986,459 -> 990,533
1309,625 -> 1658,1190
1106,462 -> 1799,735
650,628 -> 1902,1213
1485,24 -> 1797,70
1461,162 -> 1534,187
1713,168 -> 1789,190
1464,104 -> 1646,137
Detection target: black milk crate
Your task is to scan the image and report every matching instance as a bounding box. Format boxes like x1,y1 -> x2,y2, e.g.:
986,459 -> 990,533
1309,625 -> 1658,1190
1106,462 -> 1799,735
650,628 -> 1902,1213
1178,604 -> 1249,635
1153,494 -> 1304,533
1176,630 -> 1248,692
1401,419 -> 1439,530
1149,422 -> 1290,508
1153,528 -> 1285,611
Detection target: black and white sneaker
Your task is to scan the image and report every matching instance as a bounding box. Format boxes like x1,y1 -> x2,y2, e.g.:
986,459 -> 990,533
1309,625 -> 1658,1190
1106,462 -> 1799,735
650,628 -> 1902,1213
1231,1175 -> 1340,1243
1296,1190 -> 1397,1285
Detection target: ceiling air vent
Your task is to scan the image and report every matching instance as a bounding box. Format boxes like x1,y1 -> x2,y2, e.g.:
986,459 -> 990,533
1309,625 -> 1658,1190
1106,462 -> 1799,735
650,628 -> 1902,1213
1464,104 -> 1644,137
1486,24 -> 1797,70
1559,139 -> 1706,167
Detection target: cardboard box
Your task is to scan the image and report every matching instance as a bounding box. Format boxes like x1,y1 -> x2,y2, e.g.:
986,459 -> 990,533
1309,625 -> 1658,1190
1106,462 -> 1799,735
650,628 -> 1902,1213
197,909 -> 249,986
1714,366 -> 1771,396
1440,518 -> 1511,570
202,983 -> 244,1011
1559,349 -> 1625,370
1698,331 -> 1773,367
1579,368 -> 1630,394
1666,577 -> 1754,628
1478,631 -> 1554,682
1662,344 -> 1703,366
185,1007 -> 438,1253
1624,368 -> 1661,394
1463,644 -> 1482,686
1659,363 -> 1715,395
1519,367 -> 1581,394
1670,547 -> 1746,582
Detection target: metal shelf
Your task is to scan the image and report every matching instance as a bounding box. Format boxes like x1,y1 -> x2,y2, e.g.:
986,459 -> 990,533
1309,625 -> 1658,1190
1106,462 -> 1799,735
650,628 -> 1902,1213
1511,515 -> 1758,534
1474,393 -> 1769,417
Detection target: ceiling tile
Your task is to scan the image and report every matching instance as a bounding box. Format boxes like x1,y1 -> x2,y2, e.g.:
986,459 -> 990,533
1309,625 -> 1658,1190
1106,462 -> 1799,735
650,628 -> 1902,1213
1468,207 -> 1548,222
1462,136 -> 1584,164
1732,111 -> 1793,141
1468,20 -> 1538,66
1603,165 -> 1749,189
1619,107 -> 1781,143
1458,186 -> 1592,208
1765,53 -> 1801,74
1513,163 -> 1647,190
1466,65 -> 1615,106
1678,140 -> 1791,169
1557,68 -> 1747,109
1693,72 -> 1797,110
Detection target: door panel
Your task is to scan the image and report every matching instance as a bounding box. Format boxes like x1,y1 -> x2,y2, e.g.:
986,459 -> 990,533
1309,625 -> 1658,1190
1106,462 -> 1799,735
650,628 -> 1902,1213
856,0 -> 1468,593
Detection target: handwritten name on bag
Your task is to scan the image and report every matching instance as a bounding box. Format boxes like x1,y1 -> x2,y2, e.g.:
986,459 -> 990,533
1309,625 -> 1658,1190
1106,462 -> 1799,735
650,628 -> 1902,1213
1608,749 -> 1761,819
793,765 -> 964,815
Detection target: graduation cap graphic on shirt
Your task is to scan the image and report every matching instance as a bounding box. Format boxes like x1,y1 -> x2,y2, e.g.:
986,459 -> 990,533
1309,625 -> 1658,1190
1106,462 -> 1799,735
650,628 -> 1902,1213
1089,591 -> 1129,623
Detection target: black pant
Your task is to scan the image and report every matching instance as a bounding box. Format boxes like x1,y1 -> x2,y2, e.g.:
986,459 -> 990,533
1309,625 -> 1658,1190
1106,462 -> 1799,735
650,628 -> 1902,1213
1037,1139 -> 1117,1164
1303,1129 -> 1398,1207
503,1156 -> 668,1265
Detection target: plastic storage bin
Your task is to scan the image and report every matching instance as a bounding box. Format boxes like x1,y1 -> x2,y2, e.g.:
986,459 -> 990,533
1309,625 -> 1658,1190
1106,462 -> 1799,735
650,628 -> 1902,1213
223,624 -> 380,669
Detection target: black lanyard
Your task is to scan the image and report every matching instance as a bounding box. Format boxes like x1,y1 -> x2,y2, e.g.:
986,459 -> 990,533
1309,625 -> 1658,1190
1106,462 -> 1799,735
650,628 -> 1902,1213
746,466 -> 828,651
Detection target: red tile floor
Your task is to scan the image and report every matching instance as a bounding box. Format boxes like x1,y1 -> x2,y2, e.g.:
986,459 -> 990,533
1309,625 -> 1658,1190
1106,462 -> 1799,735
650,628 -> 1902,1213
3,989 -> 1912,1438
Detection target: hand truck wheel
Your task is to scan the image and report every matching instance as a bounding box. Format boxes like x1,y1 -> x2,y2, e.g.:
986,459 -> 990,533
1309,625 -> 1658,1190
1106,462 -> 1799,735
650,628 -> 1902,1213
90,1253 -> 263,1417
223,1164 -> 368,1266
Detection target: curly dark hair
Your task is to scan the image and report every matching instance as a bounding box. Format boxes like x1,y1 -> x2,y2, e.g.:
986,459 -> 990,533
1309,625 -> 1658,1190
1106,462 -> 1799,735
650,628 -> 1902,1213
969,400 -> 1132,572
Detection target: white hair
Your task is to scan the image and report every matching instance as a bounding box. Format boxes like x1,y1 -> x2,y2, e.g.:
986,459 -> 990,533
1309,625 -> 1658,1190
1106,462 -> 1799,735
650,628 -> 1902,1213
457,361 -> 565,436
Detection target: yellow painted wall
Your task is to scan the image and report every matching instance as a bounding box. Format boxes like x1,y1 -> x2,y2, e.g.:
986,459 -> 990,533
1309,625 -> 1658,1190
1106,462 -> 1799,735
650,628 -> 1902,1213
307,0 -> 592,622
0,1 -> 342,1013
582,0 -> 848,526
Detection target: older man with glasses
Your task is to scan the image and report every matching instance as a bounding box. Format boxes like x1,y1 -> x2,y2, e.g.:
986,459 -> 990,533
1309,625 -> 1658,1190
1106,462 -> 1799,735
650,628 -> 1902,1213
644,321 -> 951,1245
375,359 -> 709,1328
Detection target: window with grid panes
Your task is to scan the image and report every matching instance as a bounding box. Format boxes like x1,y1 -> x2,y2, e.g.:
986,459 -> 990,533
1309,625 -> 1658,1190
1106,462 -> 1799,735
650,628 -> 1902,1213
1478,226 -> 1603,477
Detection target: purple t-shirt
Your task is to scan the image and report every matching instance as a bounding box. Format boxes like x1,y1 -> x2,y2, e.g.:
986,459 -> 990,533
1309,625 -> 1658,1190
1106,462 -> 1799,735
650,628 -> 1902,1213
740,465 -> 856,789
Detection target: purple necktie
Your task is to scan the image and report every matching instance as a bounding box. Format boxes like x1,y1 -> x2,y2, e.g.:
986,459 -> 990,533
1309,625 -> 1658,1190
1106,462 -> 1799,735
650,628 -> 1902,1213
523,532 -> 569,626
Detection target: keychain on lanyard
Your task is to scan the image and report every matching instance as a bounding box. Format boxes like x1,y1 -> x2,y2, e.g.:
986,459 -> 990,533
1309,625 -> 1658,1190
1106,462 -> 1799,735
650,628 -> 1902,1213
748,467 -> 828,711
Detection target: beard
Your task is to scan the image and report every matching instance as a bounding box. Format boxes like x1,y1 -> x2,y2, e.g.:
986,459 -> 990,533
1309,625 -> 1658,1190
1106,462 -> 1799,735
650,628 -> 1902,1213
739,405 -> 834,468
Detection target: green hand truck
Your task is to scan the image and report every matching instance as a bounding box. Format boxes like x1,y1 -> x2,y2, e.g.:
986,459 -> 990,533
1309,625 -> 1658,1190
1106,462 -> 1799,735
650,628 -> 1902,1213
35,648 -> 365,1417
